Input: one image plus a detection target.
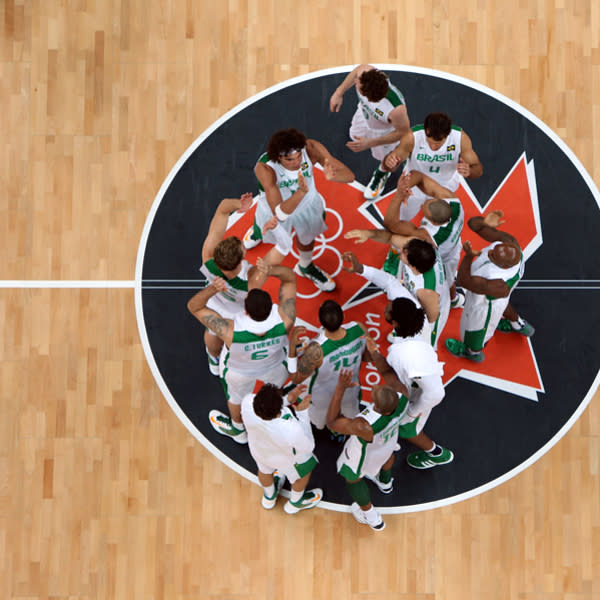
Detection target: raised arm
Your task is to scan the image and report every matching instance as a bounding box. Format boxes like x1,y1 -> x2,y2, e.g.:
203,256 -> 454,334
468,210 -> 519,246
325,369 -> 373,441
329,64 -> 373,112
201,194 -> 253,262
306,139 -> 355,183
456,240 -> 511,298
254,161 -> 308,216
187,279 -> 234,345
364,336 -> 408,396
383,129 -> 415,171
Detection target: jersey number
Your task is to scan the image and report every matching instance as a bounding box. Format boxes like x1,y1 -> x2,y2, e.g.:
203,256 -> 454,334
251,349 -> 269,360
429,166 -> 441,173
333,355 -> 359,371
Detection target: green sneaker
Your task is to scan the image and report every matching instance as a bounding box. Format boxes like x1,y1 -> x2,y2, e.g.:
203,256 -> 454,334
294,262 -> 335,292
445,338 -> 484,363
283,488 -> 323,514
407,446 -> 454,470
262,472 -> 286,510
208,410 -> 248,443
364,168 -> 390,201
497,318 -> 535,337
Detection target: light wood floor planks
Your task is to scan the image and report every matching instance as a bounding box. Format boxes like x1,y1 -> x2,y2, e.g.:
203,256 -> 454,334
1,1 -> 599,598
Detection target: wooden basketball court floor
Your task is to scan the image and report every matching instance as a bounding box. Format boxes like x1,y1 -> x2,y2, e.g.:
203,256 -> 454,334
1,1 -> 599,598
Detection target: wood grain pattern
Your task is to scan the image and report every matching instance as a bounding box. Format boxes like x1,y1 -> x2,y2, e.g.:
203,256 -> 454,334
1,1 -> 599,598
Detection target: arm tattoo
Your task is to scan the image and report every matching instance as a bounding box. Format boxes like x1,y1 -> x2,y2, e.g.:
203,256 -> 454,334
298,343 -> 322,376
280,297 -> 297,322
200,312 -> 229,339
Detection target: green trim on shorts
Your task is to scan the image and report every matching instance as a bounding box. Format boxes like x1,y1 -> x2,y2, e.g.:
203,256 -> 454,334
464,299 -> 492,351
383,248 -> 401,276
398,416 -> 419,439
338,462 -> 361,482
294,454 -> 318,478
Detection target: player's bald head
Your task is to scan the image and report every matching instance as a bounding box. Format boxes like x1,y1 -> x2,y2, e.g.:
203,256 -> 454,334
490,243 -> 521,268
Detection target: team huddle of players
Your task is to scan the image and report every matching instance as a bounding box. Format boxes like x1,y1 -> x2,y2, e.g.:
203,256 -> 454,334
187,65 -> 535,532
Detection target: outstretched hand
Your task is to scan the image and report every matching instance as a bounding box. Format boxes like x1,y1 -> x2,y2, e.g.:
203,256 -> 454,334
384,152 -> 402,170
336,368 -> 359,390
297,170 -> 308,194
483,210 -> 505,229
290,326 -> 308,353
262,215 -> 278,234
395,172 -> 413,204
238,192 -> 254,213
344,229 -> 371,244
346,137 -> 370,153
323,157 -> 336,181
457,156 -> 471,177
364,334 -> 379,356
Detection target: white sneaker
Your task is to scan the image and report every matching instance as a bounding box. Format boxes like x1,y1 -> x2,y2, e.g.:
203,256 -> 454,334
364,472 -> 394,494
283,488 -> 323,514
294,263 -> 335,292
450,289 -> 466,309
363,169 -> 391,201
243,226 -> 261,249
261,472 -> 286,509
350,502 -> 386,531
208,410 -> 248,443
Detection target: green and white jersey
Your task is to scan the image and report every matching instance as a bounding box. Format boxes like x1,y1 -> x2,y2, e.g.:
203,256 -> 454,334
224,304 -> 288,377
256,147 -> 318,208
355,80 -> 405,132
307,322 -> 366,429
420,199 -> 464,263
336,397 -> 409,480
399,248 -> 450,348
406,125 -> 463,192
200,258 -> 250,319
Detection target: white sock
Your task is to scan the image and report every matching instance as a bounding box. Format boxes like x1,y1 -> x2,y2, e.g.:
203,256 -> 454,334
290,489 -> 304,503
298,250 -> 312,268
263,483 -> 275,498
232,419 -> 245,431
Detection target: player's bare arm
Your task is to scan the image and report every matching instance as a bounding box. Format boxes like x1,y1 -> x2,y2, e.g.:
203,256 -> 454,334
457,131 -> 483,179
328,64 -> 373,112
291,341 -> 324,384
456,241 -> 511,298
306,139 -> 355,183
416,288 -> 440,323
326,369 -> 373,441
254,160 -> 307,215
364,337 -> 408,395
201,193 -> 253,262
468,211 -> 520,246
383,130 -> 415,171
345,228 -> 393,245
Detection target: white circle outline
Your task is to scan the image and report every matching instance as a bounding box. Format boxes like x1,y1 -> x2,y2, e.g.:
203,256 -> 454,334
135,65 -> 600,515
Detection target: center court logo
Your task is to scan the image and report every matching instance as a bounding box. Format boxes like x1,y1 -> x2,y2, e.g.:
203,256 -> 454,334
135,66 -> 600,512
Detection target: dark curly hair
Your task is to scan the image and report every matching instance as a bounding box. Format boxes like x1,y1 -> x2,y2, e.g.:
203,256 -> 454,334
266,128 -> 307,162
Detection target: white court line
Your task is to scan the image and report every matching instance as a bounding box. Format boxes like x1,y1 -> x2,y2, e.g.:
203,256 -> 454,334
0,280 -> 135,288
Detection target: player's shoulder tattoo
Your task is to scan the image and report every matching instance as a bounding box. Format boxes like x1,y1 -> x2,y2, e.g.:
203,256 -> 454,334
199,312 -> 229,338
297,341 -> 323,376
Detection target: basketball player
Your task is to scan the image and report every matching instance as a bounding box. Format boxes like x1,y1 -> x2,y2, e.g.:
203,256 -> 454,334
445,210 -> 534,362
241,383 -> 322,514
384,112 -> 483,220
289,300 -> 367,434
383,172 -> 466,308
200,194 -> 293,375
345,226 -> 449,350
244,128 -> 355,292
327,368 -> 407,531
342,252 -> 452,471
329,64 -> 410,200
187,263 -> 296,443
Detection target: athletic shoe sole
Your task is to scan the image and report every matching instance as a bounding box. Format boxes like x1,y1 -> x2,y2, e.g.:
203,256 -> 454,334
293,264 -> 335,292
